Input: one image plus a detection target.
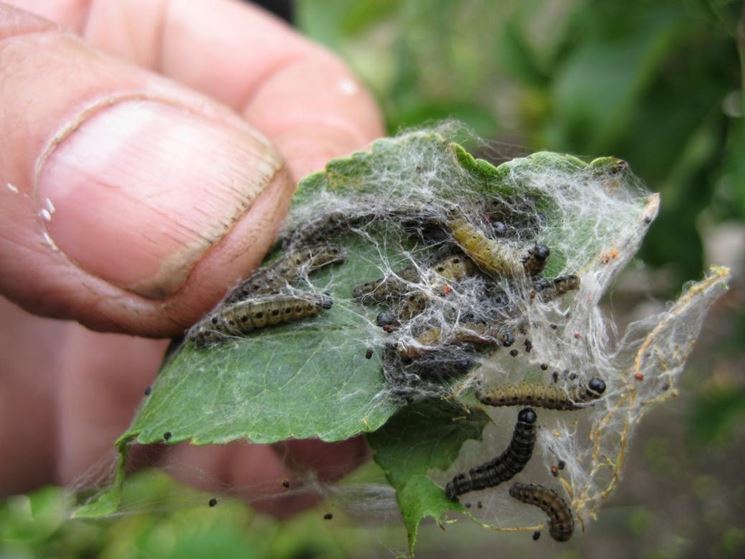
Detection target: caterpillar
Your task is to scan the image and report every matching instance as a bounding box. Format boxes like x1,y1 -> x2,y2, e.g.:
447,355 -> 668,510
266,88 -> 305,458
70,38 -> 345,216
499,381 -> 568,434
522,244 -> 550,277
431,254 -> 477,282
380,347 -> 454,403
531,275 -> 580,302
397,322 -> 514,358
188,293 -> 333,347
401,349 -> 476,381
445,408 -> 537,500
282,202 -> 443,248
225,244 -> 345,303
352,265 -> 419,305
448,216 -> 524,278
353,254 -> 476,306
282,208 -> 374,248
475,377 -> 606,410
508,483 -> 574,542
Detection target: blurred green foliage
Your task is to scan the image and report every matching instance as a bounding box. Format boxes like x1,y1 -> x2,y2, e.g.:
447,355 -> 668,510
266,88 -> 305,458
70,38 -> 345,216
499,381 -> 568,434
687,383 -> 745,446
297,0 -> 745,285
0,469 -> 404,559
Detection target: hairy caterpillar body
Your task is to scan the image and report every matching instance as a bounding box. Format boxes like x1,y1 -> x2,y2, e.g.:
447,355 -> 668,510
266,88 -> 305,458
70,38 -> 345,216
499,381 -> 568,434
508,483 -> 574,542
189,293 -> 333,347
475,378 -> 606,410
448,216 -> 524,278
446,408 -> 537,500
225,244 -> 345,303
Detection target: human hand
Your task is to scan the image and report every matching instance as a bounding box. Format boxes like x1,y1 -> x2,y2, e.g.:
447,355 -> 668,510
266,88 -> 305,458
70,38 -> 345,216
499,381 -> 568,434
0,0 -> 383,516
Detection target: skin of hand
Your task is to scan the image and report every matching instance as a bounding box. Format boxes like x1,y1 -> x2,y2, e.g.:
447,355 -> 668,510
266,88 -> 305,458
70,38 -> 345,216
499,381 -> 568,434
0,0 -> 384,516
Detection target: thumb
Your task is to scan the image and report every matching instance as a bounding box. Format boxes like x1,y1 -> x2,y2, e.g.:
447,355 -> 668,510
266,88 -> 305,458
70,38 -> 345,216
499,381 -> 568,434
0,5 -> 294,336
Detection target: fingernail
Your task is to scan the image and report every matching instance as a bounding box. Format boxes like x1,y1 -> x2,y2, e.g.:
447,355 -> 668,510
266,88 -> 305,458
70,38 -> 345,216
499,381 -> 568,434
36,99 -> 282,299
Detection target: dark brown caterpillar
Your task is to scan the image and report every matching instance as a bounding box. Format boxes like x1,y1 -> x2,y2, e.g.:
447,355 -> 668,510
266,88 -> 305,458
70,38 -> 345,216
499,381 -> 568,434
522,244 -> 550,277
225,244 -> 345,303
476,378 -> 606,410
446,408 -> 537,500
532,275 -> 580,302
189,293 -> 333,347
508,483 -> 574,542
448,216 -> 524,278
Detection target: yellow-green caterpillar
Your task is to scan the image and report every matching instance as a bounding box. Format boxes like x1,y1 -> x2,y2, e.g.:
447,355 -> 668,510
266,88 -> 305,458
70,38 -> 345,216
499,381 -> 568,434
189,293 -> 333,347
476,378 -> 606,410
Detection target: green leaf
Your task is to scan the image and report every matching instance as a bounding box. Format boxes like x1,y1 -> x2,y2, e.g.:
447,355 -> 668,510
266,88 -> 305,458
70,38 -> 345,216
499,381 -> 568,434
125,235 -> 400,447
367,400 -> 490,556
75,129 -> 654,524
71,441 -> 128,519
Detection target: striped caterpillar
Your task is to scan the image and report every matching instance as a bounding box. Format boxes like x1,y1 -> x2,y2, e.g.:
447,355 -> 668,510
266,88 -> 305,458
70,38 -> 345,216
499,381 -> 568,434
448,216 -> 524,278
188,293 -> 333,347
508,483 -> 574,542
225,244 -> 345,303
448,216 -> 551,279
475,377 -> 606,410
446,408 -> 537,500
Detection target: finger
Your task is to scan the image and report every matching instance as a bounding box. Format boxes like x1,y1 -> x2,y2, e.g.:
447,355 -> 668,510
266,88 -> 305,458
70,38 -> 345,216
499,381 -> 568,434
0,297 -> 62,496
53,323 -> 167,483
165,442 -> 319,518
0,4 -> 294,336
275,438 -> 370,483
10,0 -> 384,179
33,317 -> 340,518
